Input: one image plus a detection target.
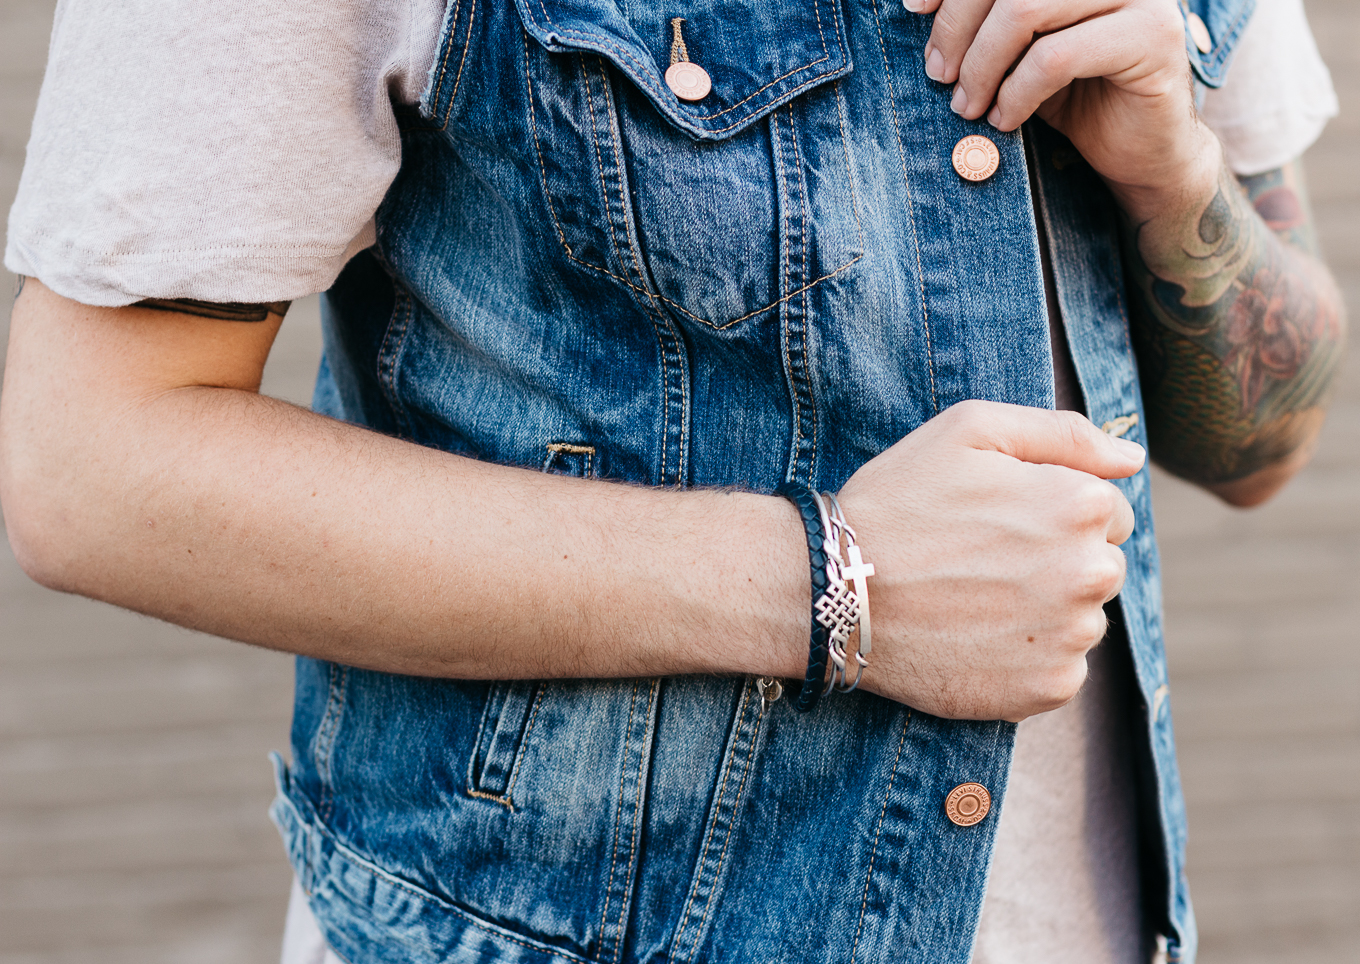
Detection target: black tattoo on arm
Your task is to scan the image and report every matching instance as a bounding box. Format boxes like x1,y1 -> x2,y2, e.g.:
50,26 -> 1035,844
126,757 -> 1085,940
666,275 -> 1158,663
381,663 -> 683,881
135,298 -> 290,322
1123,159 -> 1346,486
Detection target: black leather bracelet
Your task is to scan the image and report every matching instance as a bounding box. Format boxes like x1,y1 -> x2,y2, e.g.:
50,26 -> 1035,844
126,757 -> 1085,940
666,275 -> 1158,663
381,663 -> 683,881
775,482 -> 831,713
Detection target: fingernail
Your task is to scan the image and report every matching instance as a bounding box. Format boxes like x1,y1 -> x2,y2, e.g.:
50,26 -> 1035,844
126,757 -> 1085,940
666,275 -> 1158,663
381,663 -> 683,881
1111,437 -> 1145,461
925,47 -> 945,82
903,0 -> 925,10
987,106 -> 1002,128
950,85 -> 968,115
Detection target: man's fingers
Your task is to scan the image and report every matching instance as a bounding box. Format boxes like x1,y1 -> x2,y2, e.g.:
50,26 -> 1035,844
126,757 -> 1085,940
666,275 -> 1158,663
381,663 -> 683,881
945,400 -> 1146,479
952,0 -> 1122,123
985,12 -> 1171,130
923,0 -> 996,86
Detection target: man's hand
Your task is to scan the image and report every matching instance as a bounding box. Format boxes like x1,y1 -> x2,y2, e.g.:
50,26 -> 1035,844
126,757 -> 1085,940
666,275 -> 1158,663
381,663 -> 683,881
840,401 -> 1144,722
910,0 -> 1219,219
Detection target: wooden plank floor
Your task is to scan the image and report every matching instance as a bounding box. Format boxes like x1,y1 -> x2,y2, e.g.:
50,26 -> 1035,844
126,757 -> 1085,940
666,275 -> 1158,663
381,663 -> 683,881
1,0 -> 1357,959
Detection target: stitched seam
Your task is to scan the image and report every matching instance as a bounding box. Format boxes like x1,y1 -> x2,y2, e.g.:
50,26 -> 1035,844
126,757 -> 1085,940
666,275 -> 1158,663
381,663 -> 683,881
430,0 -> 463,126
610,678 -> 657,964
596,680 -> 640,963
870,0 -> 938,413
790,107 -> 820,480
527,22 -> 835,126
596,62 -> 686,484
523,33 -> 850,329
582,58 -> 639,304
466,788 -> 515,808
773,111 -> 804,476
448,0 -> 477,110
517,0 -> 842,127
501,683 -> 547,803
849,711 -> 913,964
670,687 -> 748,961
810,0 -> 830,59
683,686 -> 762,964
524,29 -> 579,258
546,442 -> 596,454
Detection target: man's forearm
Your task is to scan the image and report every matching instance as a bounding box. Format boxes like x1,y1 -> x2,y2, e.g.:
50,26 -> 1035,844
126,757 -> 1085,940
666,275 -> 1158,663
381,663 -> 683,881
0,287 -> 807,681
1121,151 -> 1347,505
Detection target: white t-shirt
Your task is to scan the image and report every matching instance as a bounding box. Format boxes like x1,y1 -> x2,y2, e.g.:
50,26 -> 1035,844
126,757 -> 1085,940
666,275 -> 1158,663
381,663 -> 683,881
3,2 -> 1337,963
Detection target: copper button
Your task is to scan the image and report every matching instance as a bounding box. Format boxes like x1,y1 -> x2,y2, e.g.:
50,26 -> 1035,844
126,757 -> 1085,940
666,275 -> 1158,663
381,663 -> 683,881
666,61 -> 712,102
1186,13 -> 1213,54
952,135 -> 1000,182
945,782 -> 992,827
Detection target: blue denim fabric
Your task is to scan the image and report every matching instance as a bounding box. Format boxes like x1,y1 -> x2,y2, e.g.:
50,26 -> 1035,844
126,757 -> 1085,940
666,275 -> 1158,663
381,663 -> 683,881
271,0 -> 1252,960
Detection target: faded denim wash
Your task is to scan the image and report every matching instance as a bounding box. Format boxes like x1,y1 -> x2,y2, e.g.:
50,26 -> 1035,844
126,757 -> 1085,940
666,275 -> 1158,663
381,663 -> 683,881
269,0 -> 1254,961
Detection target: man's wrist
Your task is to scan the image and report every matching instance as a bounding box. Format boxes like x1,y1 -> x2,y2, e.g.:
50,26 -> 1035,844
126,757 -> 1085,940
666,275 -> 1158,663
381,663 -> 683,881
1103,119 -> 1223,226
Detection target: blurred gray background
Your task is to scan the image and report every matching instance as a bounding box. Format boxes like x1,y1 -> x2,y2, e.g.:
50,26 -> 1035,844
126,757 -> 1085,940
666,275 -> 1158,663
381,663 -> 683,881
0,0 -> 1356,960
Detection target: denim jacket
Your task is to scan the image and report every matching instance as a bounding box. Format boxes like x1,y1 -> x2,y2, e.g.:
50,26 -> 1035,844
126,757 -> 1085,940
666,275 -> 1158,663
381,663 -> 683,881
269,0 -> 1253,961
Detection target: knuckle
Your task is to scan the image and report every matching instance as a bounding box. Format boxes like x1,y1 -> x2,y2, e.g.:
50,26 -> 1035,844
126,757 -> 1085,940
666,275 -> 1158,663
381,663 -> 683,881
1004,0 -> 1043,28
946,398 -> 989,434
1030,36 -> 1072,77
1068,479 -> 1115,527
1078,551 -> 1124,600
1034,660 -> 1089,713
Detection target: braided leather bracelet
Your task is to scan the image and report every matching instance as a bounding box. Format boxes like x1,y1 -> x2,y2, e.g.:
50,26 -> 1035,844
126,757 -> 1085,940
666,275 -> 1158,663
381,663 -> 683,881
774,482 -> 832,712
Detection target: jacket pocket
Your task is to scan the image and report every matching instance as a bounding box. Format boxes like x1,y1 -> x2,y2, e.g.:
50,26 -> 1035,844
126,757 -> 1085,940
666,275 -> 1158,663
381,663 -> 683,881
512,0 -> 864,330
468,680 -> 546,805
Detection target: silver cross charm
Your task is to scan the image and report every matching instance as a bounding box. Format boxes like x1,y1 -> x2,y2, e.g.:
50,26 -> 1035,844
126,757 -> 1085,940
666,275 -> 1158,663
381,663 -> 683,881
839,543 -> 875,655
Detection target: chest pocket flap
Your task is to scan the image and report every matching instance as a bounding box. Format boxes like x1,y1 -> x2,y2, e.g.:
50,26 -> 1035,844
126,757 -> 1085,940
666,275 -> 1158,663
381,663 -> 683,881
514,0 -> 852,141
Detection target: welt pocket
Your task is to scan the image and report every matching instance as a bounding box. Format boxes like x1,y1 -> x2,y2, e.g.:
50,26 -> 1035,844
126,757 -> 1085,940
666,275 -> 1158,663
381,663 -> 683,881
467,680 -> 546,806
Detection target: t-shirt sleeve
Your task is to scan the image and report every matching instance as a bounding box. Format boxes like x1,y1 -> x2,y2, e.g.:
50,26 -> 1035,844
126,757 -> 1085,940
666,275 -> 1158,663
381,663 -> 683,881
4,0 -> 447,307
1201,0 -> 1339,176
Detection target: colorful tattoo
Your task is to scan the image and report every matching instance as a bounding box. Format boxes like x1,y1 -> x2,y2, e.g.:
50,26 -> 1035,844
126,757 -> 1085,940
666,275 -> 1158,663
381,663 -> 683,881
1124,160 -> 1345,485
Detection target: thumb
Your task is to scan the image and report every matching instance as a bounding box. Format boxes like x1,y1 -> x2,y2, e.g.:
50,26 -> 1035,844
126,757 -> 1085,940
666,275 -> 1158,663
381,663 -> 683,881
948,401 -> 1146,479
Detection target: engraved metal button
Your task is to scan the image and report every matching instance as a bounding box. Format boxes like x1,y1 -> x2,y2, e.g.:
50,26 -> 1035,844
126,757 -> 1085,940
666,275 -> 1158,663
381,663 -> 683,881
1186,12 -> 1213,54
952,135 -> 1000,182
666,61 -> 712,101
945,782 -> 992,827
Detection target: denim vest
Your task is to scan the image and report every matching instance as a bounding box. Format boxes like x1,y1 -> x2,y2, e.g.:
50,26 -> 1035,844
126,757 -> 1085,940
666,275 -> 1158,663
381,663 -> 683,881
270,0 -> 1253,961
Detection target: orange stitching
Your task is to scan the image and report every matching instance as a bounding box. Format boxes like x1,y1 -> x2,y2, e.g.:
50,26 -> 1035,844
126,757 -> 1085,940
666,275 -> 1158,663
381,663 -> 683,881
447,0 -> 478,112
849,711 -> 912,964
581,58 -> 634,283
523,28 -> 852,331
773,111 -> 804,468
789,106 -> 820,480
870,0 -> 938,413
429,0 -> 463,125
466,787 -> 515,809
546,442 -> 595,454
595,60 -> 687,484
810,0 -> 830,60
683,684 -> 761,964
595,681 -> 639,962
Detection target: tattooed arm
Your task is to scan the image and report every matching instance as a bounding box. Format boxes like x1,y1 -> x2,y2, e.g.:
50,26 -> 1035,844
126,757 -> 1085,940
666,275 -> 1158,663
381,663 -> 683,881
1124,157 -> 1347,507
